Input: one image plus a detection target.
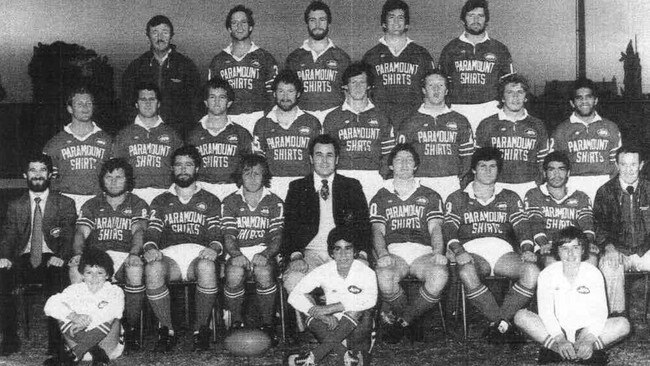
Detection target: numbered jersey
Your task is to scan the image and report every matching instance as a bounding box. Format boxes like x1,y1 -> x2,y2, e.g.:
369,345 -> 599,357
221,189 -> 284,248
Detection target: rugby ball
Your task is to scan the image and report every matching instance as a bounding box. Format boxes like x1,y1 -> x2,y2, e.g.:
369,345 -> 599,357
224,329 -> 271,356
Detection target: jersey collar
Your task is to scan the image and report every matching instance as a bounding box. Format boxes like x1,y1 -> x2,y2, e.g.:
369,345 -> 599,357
198,115 -> 234,136
167,182 -> 203,201
300,38 -> 335,61
464,181 -> 504,205
379,36 -> 413,57
64,122 -> 102,141
341,99 -> 376,114
223,42 -> 260,61
134,115 -> 164,130
265,105 -> 305,124
498,108 -> 529,122
417,104 -> 452,118
383,178 -> 421,200
459,31 -> 490,45
569,112 -> 603,126
236,186 -> 272,204
538,183 -> 578,204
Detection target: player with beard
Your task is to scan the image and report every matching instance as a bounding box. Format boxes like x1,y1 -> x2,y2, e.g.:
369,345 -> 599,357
68,158 -> 149,351
252,70 -> 321,200
285,1 -> 351,124
207,5 -> 278,135
525,152 -> 596,268
550,78 -> 621,202
143,146 -> 223,352
0,154 -> 76,356
362,0 -> 435,131
438,0 -> 514,133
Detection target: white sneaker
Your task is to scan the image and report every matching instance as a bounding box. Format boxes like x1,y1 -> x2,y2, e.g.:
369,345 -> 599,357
344,350 -> 363,366
288,351 -> 315,366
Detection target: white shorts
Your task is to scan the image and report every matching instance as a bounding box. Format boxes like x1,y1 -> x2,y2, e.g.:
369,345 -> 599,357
388,242 -> 433,266
161,243 -> 204,281
270,176 -> 300,201
499,181 -> 538,201
568,175 -> 609,204
419,176 -> 460,202
106,250 -> 129,280
463,237 -> 513,276
305,107 -> 337,126
451,101 -> 500,133
132,187 -> 168,205
231,111 -> 265,136
338,170 -> 384,204
200,181 -> 238,201
61,193 -> 94,215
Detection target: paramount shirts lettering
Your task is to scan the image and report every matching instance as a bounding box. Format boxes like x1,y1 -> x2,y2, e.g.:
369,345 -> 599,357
464,210 -> 508,234
417,130 -> 458,156
128,143 -> 172,168
266,135 -> 311,161
375,62 -> 419,86
60,144 -> 107,170
338,127 -> 381,152
541,206 -> 578,230
236,216 -> 270,241
491,135 -> 537,161
297,68 -> 337,93
567,139 -> 609,163
196,142 -> 238,168
165,210 -> 205,235
219,66 -> 260,90
385,204 -> 425,230
95,216 -> 131,241
454,59 -> 495,85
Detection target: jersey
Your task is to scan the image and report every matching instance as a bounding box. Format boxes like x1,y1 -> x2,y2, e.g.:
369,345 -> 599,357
113,118 -> 183,189
252,107 -> 321,177
369,181 -> 444,246
186,118 -> 253,184
146,186 -> 222,249
77,192 -> 149,253
438,34 -> 513,104
323,101 -> 395,173
525,184 -> 594,245
443,184 -> 533,250
43,123 -> 112,195
207,44 -> 278,115
398,106 -> 474,178
221,189 -> 284,249
549,114 -> 621,176
475,110 -> 549,184
285,39 -> 351,112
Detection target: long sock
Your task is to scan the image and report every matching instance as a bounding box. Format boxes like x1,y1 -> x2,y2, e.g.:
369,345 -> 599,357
60,321 -> 113,358
382,287 -> 408,317
256,284 -> 277,325
146,285 -> 172,329
311,314 -> 358,362
195,285 -> 218,330
466,284 -> 501,322
225,285 -> 245,323
500,282 -> 535,321
403,285 -> 440,324
124,284 -> 146,326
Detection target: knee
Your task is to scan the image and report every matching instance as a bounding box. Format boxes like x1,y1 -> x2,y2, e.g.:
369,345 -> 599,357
282,271 -> 305,293
225,265 -> 245,287
612,317 -> 631,337
513,309 -> 533,327
458,263 -> 478,285
253,267 -> 274,287
520,263 -> 540,286
145,262 -> 165,285
375,267 -> 398,289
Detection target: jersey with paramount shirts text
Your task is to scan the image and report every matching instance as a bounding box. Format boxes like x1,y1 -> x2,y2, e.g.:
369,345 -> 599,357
146,187 -> 222,249
221,189 -> 284,248
186,119 -> 253,184
362,40 -> 435,111
549,116 -> 621,176
77,192 -> 149,253
369,183 -> 444,246
524,184 -> 594,245
438,35 -> 513,105
443,185 -> 533,250
323,102 -> 395,173
208,45 -> 278,115
285,41 -> 350,111
475,112 -> 549,184
113,123 -> 183,189
43,126 -> 112,195
398,108 -> 474,178
252,108 -> 321,177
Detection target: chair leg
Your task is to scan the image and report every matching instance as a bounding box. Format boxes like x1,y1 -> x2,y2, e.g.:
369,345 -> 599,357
644,274 -> 649,324
139,307 -> 144,348
184,286 -> 191,329
461,284 -> 467,340
278,282 -> 286,343
211,307 -> 217,342
437,302 -> 447,337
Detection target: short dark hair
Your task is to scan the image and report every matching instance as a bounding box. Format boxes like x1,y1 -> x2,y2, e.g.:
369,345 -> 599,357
172,145 -> 202,168
304,1 -> 332,24
24,153 -> 53,174
78,248 -> 115,279
497,73 -> 529,102
388,143 -> 420,168
134,82 -> 162,104
543,151 -> 571,171
66,86 -> 94,106
460,0 -> 490,23
308,134 -> 340,158
204,77 -> 235,102
327,226 -> 359,257
381,0 -> 410,27
572,78 -> 598,100
342,62 -> 375,88
146,15 -> 174,37
471,147 -> 503,172
272,69 -> 304,95
226,4 -> 255,29
99,158 -> 135,193
421,69 -> 450,90
551,226 -> 589,262
233,154 -> 272,188
616,145 -> 645,164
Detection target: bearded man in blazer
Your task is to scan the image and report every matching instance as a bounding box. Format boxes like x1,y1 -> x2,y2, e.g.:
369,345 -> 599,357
0,153 -> 76,356
282,134 -> 371,292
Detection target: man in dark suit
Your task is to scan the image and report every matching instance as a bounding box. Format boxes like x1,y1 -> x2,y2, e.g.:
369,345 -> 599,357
0,154 -> 76,355
282,134 -> 371,292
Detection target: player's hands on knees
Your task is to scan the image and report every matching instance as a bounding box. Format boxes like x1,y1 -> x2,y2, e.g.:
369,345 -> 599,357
126,254 -> 143,267
288,258 -> 308,273
0,258 -> 12,269
602,247 -> 622,268
321,315 -> 339,330
574,340 -> 594,360
231,254 -> 251,269
540,243 -> 552,255
199,247 -> 219,261
251,253 -> 269,267
47,256 -> 64,267
376,254 -> 394,268
555,339 -> 577,360
68,255 -> 81,267
521,251 -> 537,263
455,251 -> 473,266
432,253 -> 448,266
144,248 -> 163,263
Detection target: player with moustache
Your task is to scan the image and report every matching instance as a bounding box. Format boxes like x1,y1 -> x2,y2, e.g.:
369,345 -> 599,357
187,78 -> 253,201
398,69 -> 475,201
322,62 -> 395,201
143,146 -> 223,352
285,1 -> 351,124
113,82 -> 183,205
370,143 -> 448,343
208,5 -> 278,135
362,0 -> 435,130
68,158 -> 149,352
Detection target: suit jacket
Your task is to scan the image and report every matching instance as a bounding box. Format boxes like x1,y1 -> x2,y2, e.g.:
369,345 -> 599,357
282,173 -> 370,258
0,190 -> 77,261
